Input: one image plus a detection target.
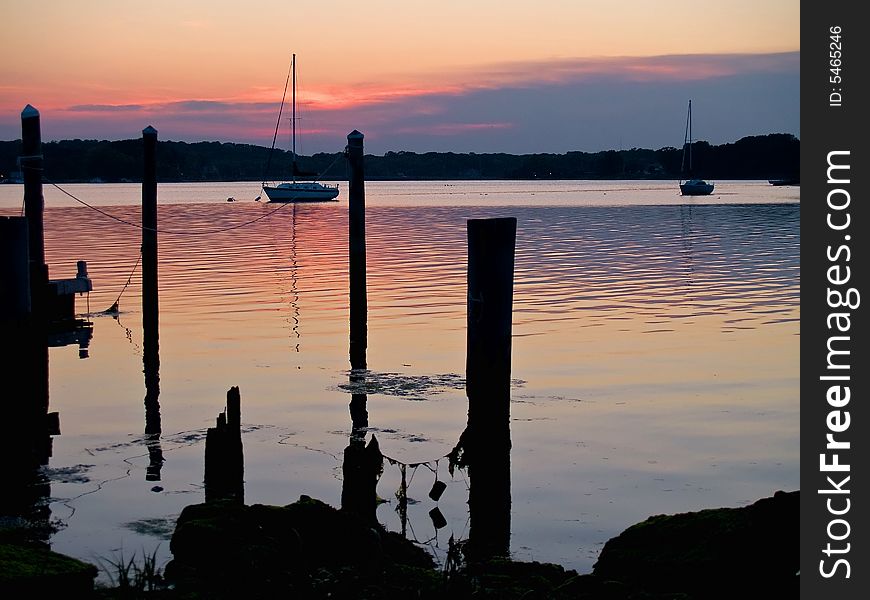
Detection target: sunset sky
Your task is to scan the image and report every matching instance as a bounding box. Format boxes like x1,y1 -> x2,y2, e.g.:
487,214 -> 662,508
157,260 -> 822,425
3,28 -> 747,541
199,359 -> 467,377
2,1 -> 799,154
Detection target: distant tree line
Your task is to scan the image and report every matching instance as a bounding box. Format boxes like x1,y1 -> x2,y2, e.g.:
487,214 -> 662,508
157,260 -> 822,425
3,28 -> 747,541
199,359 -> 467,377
0,133 -> 798,183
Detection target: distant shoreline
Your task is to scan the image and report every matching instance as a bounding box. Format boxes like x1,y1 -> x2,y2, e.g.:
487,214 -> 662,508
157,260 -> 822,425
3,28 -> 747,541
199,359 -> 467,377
0,176 -> 798,185
1,134 -> 798,184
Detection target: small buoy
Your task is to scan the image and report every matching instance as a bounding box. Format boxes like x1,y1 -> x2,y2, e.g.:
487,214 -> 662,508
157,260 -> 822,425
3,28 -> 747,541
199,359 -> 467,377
429,480 -> 447,501
429,506 -> 447,530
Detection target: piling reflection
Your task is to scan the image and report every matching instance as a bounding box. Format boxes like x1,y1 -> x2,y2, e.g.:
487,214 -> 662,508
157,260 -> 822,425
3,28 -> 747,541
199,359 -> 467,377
143,306 -> 164,481
340,430 -> 382,523
341,362 -> 381,521
2,323 -> 55,544
449,420 -> 512,560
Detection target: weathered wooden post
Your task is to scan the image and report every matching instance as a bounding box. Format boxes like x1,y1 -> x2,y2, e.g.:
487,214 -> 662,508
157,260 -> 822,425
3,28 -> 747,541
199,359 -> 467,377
142,126 -> 162,462
142,125 -> 159,350
0,217 -> 31,320
347,130 -> 367,370
466,217 -> 516,425
21,105 -> 48,315
464,216 -> 516,560
204,387 -> 244,503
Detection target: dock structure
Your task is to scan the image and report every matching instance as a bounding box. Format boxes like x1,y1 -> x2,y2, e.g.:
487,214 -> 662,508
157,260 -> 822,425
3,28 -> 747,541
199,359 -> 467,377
16,104 -> 94,325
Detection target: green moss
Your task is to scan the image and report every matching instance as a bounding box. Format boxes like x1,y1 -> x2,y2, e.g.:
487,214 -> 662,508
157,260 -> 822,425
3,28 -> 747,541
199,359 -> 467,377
0,542 -> 98,595
0,543 -> 96,581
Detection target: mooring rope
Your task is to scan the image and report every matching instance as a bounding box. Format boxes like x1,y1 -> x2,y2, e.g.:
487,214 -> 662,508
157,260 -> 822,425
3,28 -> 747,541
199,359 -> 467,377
105,248 -> 142,314
311,149 -> 346,185
45,178 -> 294,235
15,150 -> 348,317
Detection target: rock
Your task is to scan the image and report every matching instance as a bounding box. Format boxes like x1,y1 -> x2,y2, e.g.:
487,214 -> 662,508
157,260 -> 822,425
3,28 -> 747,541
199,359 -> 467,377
166,495 -> 434,597
163,491 -> 799,598
0,542 -> 98,595
592,490 -> 799,599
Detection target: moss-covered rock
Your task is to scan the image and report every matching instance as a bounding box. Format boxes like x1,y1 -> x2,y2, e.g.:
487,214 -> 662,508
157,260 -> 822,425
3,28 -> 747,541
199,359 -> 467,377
166,495 -> 435,597
162,491 -> 798,599
592,490 -> 799,599
0,542 -> 98,595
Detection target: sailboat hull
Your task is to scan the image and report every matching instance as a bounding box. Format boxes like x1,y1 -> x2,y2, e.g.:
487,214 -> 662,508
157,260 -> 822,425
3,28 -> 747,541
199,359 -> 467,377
680,179 -> 714,196
263,182 -> 340,202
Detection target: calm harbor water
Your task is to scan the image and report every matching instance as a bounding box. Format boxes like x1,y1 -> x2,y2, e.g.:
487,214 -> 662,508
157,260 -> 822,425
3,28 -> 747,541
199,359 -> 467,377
1,180 -> 799,576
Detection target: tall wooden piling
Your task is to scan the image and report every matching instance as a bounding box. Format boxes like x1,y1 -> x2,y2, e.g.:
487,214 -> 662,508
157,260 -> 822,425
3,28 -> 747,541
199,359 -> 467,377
347,130 -> 367,370
142,126 -> 161,451
142,126 -> 159,344
0,217 -> 31,319
466,217 -> 516,428
21,105 -> 48,314
464,216 -> 516,560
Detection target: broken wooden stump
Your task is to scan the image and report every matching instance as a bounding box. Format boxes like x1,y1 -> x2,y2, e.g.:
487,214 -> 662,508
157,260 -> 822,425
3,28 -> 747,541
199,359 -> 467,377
204,386 -> 244,503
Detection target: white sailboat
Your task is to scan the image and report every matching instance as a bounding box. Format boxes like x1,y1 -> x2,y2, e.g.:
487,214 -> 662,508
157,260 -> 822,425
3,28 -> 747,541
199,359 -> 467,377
262,54 -> 339,203
679,100 -> 714,196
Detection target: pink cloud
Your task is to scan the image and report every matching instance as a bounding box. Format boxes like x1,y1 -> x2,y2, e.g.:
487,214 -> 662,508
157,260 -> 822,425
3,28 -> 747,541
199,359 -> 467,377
396,122 -> 514,136
0,51 -> 798,151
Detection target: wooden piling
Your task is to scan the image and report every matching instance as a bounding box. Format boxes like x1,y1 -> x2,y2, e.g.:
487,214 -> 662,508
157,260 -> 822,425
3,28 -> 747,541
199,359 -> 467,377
347,130 -> 367,370
204,386 -> 244,503
141,126 -> 162,460
466,217 -> 516,428
464,216 -> 516,560
142,126 -> 159,347
0,217 -> 31,320
21,105 -> 48,314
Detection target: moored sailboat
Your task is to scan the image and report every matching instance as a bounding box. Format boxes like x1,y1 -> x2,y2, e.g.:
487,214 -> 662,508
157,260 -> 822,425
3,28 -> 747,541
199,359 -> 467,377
262,54 -> 339,203
679,100 -> 714,196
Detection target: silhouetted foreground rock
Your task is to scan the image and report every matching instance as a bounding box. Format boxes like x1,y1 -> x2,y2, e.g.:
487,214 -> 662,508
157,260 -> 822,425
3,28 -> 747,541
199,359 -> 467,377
166,495 -> 438,598
593,490 -> 799,599
0,490 -> 799,598
0,542 -> 98,595
162,490 -> 798,599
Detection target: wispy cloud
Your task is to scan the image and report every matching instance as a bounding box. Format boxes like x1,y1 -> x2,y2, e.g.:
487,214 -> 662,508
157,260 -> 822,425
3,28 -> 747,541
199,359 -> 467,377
396,122 -> 514,136
66,100 -> 276,114
68,104 -> 145,112
307,52 -> 800,110
464,52 -> 800,85
0,52 -> 798,153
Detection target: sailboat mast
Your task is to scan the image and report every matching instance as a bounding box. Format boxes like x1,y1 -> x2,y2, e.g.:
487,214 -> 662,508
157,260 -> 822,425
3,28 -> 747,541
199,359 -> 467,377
681,99 -> 693,177
291,53 -> 296,183
687,99 -> 692,173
